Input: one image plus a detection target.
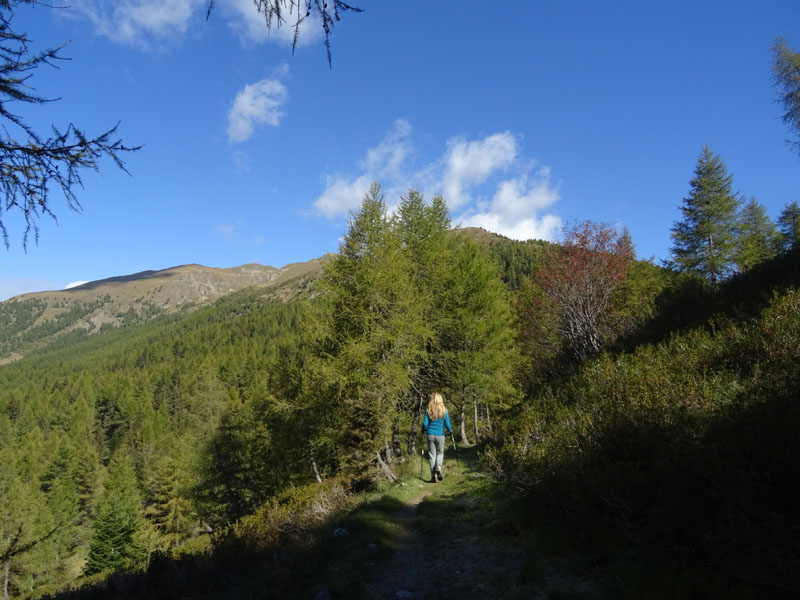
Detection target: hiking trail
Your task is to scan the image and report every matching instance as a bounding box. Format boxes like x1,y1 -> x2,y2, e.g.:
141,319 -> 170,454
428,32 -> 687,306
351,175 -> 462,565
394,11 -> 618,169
356,445 -> 524,600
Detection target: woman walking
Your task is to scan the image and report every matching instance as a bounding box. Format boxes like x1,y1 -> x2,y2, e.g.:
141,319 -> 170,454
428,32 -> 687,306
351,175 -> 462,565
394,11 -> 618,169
422,392 -> 454,483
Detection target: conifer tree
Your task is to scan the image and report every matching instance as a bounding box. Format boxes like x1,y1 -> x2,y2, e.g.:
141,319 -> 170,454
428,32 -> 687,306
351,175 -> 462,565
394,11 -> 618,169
265,334 -> 328,483
777,200 -> 800,251
0,447 -> 24,599
45,476 -> 80,567
396,191 -> 451,453
310,183 -> 421,479
144,456 -> 193,550
72,443 -> 100,527
194,395 -> 263,525
735,197 -> 779,272
669,146 -> 741,283
772,37 -> 800,156
440,235 -> 518,442
0,457 -> 54,599
84,450 -> 143,576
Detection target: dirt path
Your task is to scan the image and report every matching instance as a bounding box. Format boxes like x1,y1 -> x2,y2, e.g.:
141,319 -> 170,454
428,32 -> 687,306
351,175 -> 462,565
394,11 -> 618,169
363,486 -> 435,600
357,445 -> 523,600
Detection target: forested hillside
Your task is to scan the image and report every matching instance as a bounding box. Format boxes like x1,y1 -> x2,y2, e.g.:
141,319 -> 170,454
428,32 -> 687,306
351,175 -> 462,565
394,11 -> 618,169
2,184 -> 798,599
0,280 -> 313,595
0,261 -> 322,363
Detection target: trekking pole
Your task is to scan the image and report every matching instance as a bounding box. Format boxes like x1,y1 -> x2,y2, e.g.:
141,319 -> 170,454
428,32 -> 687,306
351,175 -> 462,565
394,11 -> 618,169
420,432 -> 427,480
449,431 -> 459,469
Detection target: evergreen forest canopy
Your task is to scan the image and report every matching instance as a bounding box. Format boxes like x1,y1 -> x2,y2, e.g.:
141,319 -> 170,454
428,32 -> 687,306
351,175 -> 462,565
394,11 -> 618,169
1,171 -> 799,597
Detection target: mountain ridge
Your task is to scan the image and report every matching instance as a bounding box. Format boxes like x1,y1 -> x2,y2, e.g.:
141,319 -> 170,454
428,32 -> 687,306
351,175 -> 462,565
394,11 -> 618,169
0,258 -> 325,361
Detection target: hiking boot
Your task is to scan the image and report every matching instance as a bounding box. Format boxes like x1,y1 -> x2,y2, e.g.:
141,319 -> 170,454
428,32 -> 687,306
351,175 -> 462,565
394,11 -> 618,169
430,472 -> 437,483
436,469 -> 443,481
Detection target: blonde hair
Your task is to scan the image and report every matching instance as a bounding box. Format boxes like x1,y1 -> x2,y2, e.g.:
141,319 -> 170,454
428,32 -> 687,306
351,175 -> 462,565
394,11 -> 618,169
427,392 -> 447,420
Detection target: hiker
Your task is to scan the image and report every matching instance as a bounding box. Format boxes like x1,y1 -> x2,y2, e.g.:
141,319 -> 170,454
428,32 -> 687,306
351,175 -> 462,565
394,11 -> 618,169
421,392 -> 453,483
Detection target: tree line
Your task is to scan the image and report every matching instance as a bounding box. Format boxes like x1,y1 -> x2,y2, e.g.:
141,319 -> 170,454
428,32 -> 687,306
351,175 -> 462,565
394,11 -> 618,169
668,145 -> 799,283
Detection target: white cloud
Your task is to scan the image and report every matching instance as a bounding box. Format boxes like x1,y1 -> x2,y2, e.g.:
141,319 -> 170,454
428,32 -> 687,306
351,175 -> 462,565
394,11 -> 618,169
458,169 -> 562,241
312,122 -> 561,242
442,132 -> 517,208
227,68 -> 289,143
361,119 -> 413,179
314,175 -> 372,219
64,281 -> 90,290
72,0 -> 324,48
459,212 -> 562,241
72,0 -> 205,47
225,0 -> 323,46
312,120 -> 414,218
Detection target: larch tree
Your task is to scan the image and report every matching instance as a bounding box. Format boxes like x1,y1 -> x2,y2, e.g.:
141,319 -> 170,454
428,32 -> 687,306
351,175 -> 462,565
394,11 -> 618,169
772,37 -> 800,156
440,235 -> 519,445
206,0 -> 362,66
396,190 -> 451,454
194,391 -> 272,526
735,197 -> 779,272
777,200 -> 800,252
310,183 -> 422,481
668,146 -> 741,283
144,455 -> 194,550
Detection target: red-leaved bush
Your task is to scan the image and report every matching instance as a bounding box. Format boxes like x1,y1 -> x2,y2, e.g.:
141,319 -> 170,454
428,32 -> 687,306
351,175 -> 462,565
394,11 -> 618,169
535,220 -> 633,360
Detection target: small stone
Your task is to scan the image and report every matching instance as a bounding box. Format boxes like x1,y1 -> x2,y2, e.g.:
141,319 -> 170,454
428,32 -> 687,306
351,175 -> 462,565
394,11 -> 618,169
334,527 -> 349,537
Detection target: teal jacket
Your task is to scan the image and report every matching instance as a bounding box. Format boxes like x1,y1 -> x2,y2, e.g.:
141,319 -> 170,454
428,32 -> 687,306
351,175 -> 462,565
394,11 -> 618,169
422,410 -> 453,436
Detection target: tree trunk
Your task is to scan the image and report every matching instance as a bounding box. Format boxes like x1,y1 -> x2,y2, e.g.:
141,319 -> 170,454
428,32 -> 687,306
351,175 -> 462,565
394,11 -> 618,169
376,452 -> 397,482
407,393 -> 424,455
3,555 -> 9,600
485,403 -> 493,432
473,394 -> 480,443
3,531 -> 11,600
459,392 -> 471,446
309,441 -> 322,483
383,441 -> 393,464
392,416 -> 404,463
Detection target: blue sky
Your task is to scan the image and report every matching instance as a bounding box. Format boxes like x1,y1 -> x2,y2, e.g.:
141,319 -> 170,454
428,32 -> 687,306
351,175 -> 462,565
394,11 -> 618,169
1,0 -> 798,300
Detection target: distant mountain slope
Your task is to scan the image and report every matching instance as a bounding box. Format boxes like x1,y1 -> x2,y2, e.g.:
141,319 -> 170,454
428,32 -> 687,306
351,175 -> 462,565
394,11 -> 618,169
0,259 -> 324,361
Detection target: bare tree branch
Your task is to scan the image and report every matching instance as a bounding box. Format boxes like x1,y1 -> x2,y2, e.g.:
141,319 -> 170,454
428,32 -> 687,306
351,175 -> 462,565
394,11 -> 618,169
207,0 -> 363,67
0,1 -> 140,249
